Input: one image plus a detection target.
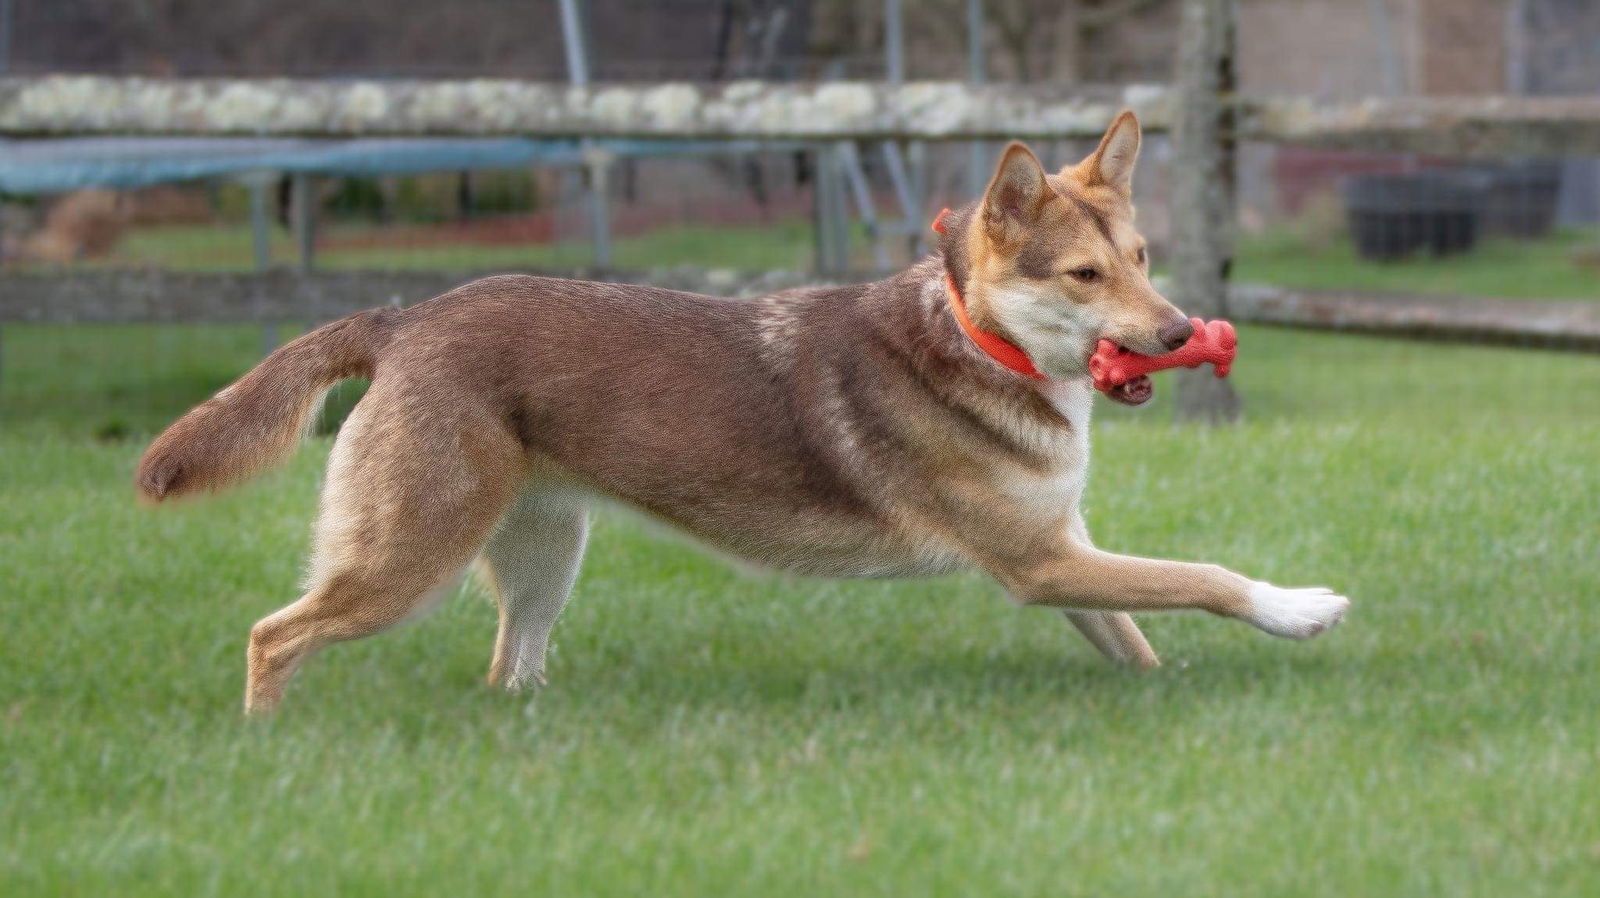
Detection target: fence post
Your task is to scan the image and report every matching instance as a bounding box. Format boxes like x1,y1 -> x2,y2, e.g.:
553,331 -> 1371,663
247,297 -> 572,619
813,144 -> 851,276
964,0 -> 988,199
247,173 -> 272,272
557,0 -> 612,271
246,171 -> 280,353
582,143 -> 614,270
0,0 -> 11,76
290,173 -> 317,274
1170,0 -> 1241,423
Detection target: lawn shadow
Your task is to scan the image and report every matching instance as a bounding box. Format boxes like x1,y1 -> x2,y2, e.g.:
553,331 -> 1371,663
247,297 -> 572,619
360,624 -> 1404,742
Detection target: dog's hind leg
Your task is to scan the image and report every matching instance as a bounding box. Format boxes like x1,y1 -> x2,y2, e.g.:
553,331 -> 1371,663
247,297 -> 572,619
1060,515 -> 1159,668
1063,611 -> 1159,668
481,485 -> 589,691
244,393 -> 527,714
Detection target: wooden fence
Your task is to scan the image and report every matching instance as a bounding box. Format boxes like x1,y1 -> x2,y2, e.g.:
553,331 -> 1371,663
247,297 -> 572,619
3,0 -> 1598,413
2,76 -> 1597,156
6,269 -> 1596,352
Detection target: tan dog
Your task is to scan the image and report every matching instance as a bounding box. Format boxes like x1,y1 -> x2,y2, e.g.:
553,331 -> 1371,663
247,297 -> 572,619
14,189 -> 130,264
137,113 -> 1349,713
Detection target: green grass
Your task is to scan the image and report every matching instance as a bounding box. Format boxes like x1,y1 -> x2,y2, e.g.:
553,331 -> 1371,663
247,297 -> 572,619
1233,226 -> 1600,300
85,218 -> 1600,303
108,219 -> 834,273
3,322 -> 1600,895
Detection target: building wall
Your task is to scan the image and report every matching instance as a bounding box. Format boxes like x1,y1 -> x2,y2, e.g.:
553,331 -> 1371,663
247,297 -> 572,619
1239,0 -> 1411,97
1413,0 -> 1508,93
1237,0 -> 1514,97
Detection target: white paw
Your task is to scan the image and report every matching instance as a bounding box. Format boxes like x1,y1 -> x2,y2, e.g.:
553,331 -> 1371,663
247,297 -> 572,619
504,669 -> 548,692
1242,583 -> 1350,639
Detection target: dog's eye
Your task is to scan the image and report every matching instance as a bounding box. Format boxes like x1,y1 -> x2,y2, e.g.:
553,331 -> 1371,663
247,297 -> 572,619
1068,267 -> 1100,283
1136,247 -> 1147,264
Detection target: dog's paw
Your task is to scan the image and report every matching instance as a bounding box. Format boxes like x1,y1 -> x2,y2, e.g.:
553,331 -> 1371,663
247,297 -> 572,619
504,669 -> 548,693
1241,583 -> 1350,639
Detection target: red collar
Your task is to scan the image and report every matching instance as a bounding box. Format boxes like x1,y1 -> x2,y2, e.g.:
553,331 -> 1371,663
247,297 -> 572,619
932,208 -> 1046,381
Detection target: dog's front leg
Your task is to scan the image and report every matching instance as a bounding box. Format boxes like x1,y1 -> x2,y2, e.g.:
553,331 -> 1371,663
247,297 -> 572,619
989,537 -> 1349,639
1060,515 -> 1160,667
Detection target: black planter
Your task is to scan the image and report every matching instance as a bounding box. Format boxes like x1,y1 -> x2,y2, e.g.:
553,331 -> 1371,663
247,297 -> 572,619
1343,171 -> 1488,261
1476,160 -> 1563,238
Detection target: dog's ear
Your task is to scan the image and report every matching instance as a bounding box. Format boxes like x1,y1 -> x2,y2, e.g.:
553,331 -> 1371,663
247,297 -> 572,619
1075,109 -> 1141,197
982,142 -> 1052,244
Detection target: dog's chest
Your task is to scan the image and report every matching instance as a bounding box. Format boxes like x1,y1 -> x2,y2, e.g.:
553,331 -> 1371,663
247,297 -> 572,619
997,378 -> 1094,511
1036,377 -> 1095,438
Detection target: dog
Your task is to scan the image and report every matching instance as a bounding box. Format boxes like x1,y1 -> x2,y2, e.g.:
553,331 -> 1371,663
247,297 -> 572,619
9,189 -> 131,265
136,112 -> 1349,713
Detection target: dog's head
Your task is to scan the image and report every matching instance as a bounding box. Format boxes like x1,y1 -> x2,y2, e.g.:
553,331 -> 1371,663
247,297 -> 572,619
941,111 -> 1188,403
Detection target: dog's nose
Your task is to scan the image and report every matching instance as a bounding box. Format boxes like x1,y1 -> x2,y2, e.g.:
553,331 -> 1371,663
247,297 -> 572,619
1158,318 -> 1194,352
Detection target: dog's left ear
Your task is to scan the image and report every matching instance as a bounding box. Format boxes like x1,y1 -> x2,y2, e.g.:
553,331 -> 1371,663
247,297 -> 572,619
1075,109 -> 1141,197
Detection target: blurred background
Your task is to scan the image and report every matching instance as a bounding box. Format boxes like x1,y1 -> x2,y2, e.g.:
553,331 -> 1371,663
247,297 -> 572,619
0,0 -> 1596,429
1,0 -> 1596,281
4,1 -> 1599,435
2,1 -> 1598,438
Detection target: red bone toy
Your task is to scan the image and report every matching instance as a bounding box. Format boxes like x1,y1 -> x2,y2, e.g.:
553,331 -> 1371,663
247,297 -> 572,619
1090,318 -> 1237,394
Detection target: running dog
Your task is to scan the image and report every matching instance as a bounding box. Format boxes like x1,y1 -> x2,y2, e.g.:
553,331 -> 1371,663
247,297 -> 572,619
136,112 -> 1349,713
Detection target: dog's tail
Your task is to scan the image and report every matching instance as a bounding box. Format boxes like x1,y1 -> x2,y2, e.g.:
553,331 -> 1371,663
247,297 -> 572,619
135,307 -> 398,502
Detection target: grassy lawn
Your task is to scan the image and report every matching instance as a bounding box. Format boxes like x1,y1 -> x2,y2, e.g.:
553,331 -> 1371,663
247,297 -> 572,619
3,322 -> 1599,895
1233,226 -> 1600,300
77,218 -> 1600,302
108,219 -> 832,273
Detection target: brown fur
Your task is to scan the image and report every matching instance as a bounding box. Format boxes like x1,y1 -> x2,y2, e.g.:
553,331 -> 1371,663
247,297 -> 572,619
137,308 -> 398,501
14,190 -> 131,264
137,113 -> 1345,713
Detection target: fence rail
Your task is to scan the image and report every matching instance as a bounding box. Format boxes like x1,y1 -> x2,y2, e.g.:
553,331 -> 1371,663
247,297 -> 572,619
5,269 -> 1596,351
4,76 -> 1600,155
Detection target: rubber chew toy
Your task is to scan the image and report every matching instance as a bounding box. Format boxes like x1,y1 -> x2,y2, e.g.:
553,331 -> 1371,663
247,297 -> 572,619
1090,318 -> 1238,393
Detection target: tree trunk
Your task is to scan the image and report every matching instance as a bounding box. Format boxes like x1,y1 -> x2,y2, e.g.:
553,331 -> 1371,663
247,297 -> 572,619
1170,0 -> 1241,424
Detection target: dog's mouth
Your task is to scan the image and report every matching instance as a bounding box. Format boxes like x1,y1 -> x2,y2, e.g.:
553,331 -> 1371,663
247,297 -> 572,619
1105,373 -> 1153,406
1091,340 -> 1154,406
